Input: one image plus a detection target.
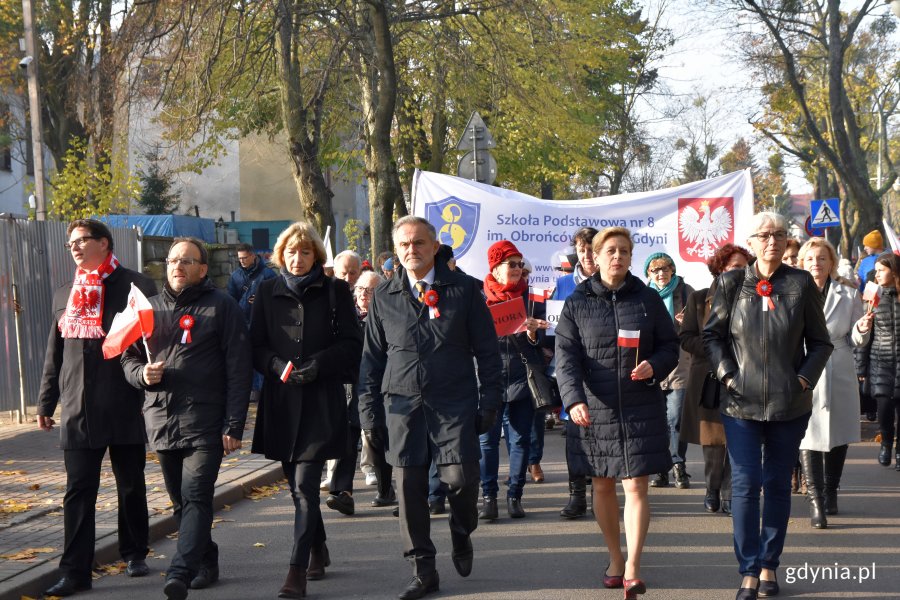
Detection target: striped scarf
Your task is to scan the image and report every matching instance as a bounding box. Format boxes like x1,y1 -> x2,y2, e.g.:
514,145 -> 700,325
59,253 -> 119,339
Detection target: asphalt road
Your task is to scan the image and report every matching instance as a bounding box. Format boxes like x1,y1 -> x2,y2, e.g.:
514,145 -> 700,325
70,433 -> 900,600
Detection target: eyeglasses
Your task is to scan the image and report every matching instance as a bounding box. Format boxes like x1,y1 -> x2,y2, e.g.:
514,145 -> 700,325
503,261 -> 526,269
649,266 -> 672,274
355,287 -> 375,296
749,231 -> 788,243
64,236 -> 97,249
166,258 -> 203,267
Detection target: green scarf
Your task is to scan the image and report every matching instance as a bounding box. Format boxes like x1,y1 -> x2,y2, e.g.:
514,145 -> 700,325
650,276 -> 680,320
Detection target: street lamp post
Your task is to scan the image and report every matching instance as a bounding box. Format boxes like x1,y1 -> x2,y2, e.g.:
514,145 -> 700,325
21,0 -> 46,221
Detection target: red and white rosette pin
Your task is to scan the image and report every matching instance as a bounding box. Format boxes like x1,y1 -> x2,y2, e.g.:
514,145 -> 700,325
423,289 -> 440,318
179,314 -> 195,344
756,280 -> 775,312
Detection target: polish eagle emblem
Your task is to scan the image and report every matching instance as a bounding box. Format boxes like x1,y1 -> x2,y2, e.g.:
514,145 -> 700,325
678,199 -> 733,260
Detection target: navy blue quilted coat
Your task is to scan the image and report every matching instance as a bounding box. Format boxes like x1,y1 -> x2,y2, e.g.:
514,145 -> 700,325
555,272 -> 679,478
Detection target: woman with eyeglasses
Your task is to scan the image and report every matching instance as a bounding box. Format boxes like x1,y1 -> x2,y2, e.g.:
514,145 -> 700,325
249,222 -> 362,598
478,240 -> 549,520
643,252 -> 695,490
555,227 -> 679,599
703,212 -> 833,600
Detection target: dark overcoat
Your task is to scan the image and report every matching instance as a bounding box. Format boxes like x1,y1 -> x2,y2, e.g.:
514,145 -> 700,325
121,279 -> 252,450
678,285 -> 726,446
250,273 -> 363,462
38,265 -> 157,449
358,263 -> 503,466
555,272 -> 679,479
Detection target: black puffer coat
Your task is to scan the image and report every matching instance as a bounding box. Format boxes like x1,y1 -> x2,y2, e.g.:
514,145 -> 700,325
703,264 -> 832,422
858,287 -> 900,399
555,273 -> 679,479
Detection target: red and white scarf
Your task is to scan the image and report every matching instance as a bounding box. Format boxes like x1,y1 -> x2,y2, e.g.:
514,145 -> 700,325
59,253 -> 120,339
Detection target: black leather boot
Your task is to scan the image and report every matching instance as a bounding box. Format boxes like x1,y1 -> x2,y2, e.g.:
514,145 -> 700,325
878,443 -> 892,466
277,566 -> 307,599
800,450 -> 827,529
559,477 -> 587,519
823,445 -> 847,516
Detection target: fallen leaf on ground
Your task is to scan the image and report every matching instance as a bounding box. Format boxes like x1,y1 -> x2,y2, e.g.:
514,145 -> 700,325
0,470 -> 26,475
246,484 -> 283,500
222,504 -> 231,512
0,547 -> 55,560
28,483 -> 40,490
253,542 -> 266,548
92,561 -> 126,578
0,499 -> 31,514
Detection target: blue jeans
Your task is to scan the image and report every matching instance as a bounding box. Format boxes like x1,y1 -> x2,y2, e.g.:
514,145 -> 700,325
528,410 -> 545,465
157,446 -> 223,583
480,400 -> 534,499
666,388 -> 688,465
722,412 -> 811,577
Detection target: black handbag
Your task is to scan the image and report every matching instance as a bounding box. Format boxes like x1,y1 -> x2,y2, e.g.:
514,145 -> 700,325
511,336 -> 561,410
700,372 -> 726,410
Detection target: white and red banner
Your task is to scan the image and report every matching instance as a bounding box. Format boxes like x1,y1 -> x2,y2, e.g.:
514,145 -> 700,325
884,218 -> 900,255
102,283 -> 154,359
412,169 -> 755,290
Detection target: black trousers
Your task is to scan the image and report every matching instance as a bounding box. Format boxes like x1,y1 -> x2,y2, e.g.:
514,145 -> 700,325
396,461 -> 479,575
702,444 -> 732,500
362,426 -> 394,499
283,461 -> 327,567
157,446 -> 222,583
875,394 -> 900,446
60,444 -> 149,582
330,425 -> 361,494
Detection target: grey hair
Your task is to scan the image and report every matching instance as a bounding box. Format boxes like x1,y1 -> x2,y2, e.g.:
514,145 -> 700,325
392,216 -> 436,243
334,250 -> 362,268
747,211 -> 788,235
356,270 -> 384,289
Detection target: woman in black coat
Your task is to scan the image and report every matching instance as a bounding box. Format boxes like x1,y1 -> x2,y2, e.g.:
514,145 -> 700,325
555,227 -> 679,599
859,252 -> 900,468
703,212 -> 832,600
250,222 -> 362,599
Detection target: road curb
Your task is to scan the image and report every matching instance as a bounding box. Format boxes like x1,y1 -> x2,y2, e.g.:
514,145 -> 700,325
0,460 -> 283,600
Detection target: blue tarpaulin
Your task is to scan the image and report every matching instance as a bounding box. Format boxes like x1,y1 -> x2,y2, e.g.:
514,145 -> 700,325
99,215 -> 217,243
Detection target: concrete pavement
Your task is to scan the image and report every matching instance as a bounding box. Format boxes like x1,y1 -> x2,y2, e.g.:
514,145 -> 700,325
3,417 -> 899,599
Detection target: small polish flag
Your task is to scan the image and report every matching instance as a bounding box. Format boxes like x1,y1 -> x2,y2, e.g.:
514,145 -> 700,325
280,361 -> 294,383
102,283 -> 154,359
529,286 -> 552,303
884,218 -> 900,255
863,281 -> 881,309
560,254 -> 572,269
617,329 -> 640,348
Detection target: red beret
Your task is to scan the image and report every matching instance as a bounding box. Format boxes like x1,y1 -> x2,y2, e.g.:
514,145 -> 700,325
487,240 -> 522,271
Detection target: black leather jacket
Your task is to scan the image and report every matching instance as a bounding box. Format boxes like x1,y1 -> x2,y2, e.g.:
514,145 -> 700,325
702,264 -> 833,421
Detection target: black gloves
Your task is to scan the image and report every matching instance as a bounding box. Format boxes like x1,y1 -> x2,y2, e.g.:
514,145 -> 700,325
270,357 -> 303,385
295,359 -> 319,384
476,409 -> 497,435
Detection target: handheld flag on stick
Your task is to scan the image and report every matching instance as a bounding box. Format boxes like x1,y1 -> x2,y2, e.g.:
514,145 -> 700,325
102,283 -> 154,359
863,281 -> 881,313
618,329 -> 640,368
884,219 -> 900,255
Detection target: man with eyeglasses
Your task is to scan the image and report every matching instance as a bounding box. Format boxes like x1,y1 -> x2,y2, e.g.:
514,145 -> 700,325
121,237 -> 252,600
39,219 -> 157,597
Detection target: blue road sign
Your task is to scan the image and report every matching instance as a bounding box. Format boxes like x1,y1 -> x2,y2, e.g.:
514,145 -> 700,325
809,198 -> 840,228
805,216 -> 826,238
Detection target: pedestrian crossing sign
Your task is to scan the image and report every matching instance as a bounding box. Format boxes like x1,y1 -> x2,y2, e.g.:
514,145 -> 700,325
809,198 -> 840,228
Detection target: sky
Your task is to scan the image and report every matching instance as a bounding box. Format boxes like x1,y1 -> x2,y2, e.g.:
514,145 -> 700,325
647,0 -> 900,195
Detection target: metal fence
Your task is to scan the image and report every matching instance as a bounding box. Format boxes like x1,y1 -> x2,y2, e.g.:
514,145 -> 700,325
0,216 -> 140,418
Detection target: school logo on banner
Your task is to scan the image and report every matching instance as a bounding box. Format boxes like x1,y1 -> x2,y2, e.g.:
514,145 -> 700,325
677,197 -> 734,262
424,196 -> 481,258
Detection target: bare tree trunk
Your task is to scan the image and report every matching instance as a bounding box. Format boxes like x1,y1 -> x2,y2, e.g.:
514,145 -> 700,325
354,0 -> 403,258
275,0 -> 335,236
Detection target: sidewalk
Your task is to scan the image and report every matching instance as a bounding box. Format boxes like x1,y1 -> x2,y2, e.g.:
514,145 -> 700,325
0,405 -> 283,600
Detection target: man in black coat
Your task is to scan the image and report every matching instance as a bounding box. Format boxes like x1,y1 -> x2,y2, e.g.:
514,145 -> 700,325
358,216 -> 503,600
122,237 -> 252,600
38,219 -> 157,597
